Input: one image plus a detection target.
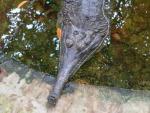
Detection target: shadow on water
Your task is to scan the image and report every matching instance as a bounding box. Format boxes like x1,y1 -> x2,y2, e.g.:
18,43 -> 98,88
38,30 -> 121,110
0,0 -> 150,90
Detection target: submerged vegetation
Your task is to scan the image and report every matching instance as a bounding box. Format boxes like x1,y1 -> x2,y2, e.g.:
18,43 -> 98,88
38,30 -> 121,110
0,0 -> 150,90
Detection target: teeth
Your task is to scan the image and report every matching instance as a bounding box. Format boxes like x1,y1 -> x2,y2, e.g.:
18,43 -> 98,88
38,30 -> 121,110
66,39 -> 74,48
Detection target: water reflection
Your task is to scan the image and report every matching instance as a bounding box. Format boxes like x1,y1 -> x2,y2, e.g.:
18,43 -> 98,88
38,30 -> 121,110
0,0 -> 149,90
112,0 -> 132,28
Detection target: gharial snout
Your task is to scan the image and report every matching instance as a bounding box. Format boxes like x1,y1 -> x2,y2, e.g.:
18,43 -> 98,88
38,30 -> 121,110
47,45 -> 81,106
47,29 -> 106,106
47,0 -> 109,106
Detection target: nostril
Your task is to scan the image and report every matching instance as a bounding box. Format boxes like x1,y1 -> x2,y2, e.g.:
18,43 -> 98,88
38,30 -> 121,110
47,95 -> 57,107
47,92 -> 59,106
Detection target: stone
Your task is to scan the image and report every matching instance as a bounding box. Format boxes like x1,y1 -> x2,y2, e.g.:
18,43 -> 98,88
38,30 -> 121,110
0,58 -> 150,113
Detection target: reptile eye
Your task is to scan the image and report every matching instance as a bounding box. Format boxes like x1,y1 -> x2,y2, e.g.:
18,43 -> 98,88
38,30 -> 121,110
73,31 -> 79,35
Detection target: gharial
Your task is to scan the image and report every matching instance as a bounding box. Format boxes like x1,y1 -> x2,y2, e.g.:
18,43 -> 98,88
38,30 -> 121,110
47,0 -> 110,106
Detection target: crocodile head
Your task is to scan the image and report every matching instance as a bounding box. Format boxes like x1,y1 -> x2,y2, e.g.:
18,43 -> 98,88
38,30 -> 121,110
48,0 -> 109,106
59,25 -> 106,77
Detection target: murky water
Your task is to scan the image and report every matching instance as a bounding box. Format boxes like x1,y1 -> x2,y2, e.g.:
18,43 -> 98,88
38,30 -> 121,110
0,0 -> 150,90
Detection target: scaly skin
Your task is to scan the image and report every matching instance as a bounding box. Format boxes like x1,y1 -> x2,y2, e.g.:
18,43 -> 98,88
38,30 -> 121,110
48,0 -> 110,106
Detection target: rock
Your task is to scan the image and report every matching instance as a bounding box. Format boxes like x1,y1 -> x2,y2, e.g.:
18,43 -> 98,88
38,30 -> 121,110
0,67 -> 8,81
0,58 -> 150,113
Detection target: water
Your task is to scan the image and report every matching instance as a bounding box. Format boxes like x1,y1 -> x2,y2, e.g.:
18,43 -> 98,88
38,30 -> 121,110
0,0 -> 149,90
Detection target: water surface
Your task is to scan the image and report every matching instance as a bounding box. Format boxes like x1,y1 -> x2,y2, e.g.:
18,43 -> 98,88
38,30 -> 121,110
0,0 -> 150,90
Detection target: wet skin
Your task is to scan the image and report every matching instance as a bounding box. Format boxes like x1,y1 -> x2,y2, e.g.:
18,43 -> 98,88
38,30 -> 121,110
47,0 -> 109,106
